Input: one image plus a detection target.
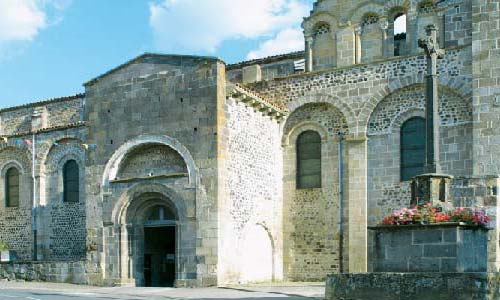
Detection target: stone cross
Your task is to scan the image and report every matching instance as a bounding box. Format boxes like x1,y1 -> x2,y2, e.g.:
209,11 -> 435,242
418,24 -> 445,174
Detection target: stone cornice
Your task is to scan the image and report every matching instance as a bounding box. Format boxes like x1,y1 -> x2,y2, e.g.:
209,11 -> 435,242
227,84 -> 288,122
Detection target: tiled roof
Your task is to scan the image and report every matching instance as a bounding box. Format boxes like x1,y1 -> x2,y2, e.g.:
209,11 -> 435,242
0,94 -> 85,114
227,51 -> 305,70
0,121 -> 86,139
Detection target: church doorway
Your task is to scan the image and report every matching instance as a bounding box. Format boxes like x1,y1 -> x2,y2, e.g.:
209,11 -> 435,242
143,205 -> 177,287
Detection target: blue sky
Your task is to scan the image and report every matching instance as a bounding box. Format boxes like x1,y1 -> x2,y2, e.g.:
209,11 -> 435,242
0,0 -> 314,108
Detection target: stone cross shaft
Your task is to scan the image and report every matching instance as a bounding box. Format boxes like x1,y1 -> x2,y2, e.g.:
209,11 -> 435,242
418,24 -> 445,174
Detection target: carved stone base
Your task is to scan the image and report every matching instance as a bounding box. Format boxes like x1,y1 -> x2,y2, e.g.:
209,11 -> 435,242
411,173 -> 454,206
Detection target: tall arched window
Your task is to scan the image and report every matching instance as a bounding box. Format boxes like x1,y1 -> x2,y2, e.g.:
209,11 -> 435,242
297,131 -> 322,189
5,168 -> 20,207
63,160 -> 79,203
393,13 -> 407,56
401,117 -> 426,181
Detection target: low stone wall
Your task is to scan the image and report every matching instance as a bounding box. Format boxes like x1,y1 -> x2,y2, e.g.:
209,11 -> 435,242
370,224 -> 488,272
0,261 -> 97,285
326,273 -> 500,300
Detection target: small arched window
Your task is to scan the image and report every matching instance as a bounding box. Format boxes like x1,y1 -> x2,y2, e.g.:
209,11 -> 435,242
297,131 -> 322,189
401,117 -> 426,181
63,160 -> 79,203
5,168 -> 20,207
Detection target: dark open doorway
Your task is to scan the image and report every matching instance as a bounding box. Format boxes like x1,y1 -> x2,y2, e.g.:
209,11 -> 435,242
144,226 -> 176,287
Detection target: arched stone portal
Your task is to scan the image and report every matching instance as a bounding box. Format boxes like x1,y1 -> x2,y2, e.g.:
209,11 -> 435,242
123,193 -> 177,287
112,184 -> 197,287
102,137 -> 200,287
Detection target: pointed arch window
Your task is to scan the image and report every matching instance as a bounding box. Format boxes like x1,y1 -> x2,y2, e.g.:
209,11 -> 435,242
63,160 -> 79,203
401,117 -> 426,181
5,168 -> 20,207
297,130 -> 322,189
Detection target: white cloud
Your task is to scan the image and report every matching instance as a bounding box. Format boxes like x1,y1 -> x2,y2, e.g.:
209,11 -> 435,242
0,0 -> 47,42
246,28 -> 304,60
0,0 -> 69,43
149,0 -> 310,54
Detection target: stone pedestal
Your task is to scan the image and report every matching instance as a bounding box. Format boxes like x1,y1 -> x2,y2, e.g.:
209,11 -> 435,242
369,224 -> 488,273
326,273 -> 500,300
411,173 -> 453,206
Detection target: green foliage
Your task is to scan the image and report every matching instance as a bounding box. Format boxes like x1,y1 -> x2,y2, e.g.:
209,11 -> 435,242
0,240 -> 10,251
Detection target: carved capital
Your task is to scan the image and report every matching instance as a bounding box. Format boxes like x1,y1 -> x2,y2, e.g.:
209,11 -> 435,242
379,20 -> 389,31
425,24 -> 438,34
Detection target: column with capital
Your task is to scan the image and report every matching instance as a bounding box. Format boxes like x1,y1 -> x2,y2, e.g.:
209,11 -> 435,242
419,24 -> 444,174
354,27 -> 362,64
411,24 -> 453,206
305,36 -> 314,72
380,21 -> 389,58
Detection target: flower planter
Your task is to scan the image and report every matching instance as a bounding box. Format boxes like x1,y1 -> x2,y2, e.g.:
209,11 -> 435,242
0,250 -> 18,262
369,223 -> 489,272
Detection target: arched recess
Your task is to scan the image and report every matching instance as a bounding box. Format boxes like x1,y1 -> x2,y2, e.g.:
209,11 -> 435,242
281,102 -> 347,281
303,12 -> 339,37
366,84 -> 472,228
358,76 -> 472,136
348,2 -> 387,25
40,140 -> 86,260
112,182 -> 190,225
111,182 -> 195,287
303,13 -> 339,70
38,135 -> 83,174
367,84 -> 471,136
359,12 -> 385,63
285,93 -> 355,136
239,223 -> 275,283
0,146 -> 33,260
387,6 -> 409,57
102,135 -> 198,192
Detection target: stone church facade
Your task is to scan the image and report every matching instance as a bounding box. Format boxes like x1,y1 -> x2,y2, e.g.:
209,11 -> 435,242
0,0 -> 499,287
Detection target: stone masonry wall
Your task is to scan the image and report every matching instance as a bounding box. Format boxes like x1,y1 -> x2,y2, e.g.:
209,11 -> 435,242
218,96 -> 283,283
117,144 -> 187,179
247,45 -> 472,274
84,55 -> 222,286
367,84 -> 473,226
0,147 -> 33,260
0,261 -> 98,285
42,142 -> 87,261
471,0 -> 500,175
0,106 -> 88,263
0,97 -> 84,136
371,225 -> 488,273
282,103 -> 347,281
326,272 -> 500,300
301,0 -> 472,71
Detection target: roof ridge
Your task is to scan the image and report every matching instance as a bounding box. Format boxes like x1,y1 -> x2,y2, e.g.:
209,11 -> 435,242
84,53 -> 225,86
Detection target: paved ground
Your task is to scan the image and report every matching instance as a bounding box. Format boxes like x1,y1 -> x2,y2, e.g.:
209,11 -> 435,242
0,282 -> 325,300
